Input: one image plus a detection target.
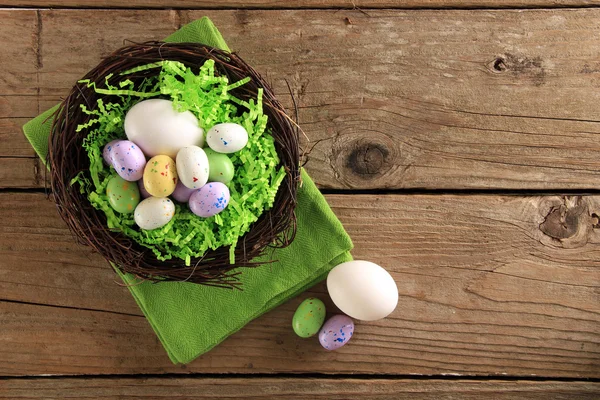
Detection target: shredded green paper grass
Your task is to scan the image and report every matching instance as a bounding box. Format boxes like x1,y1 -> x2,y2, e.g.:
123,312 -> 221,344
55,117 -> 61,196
72,60 -> 285,266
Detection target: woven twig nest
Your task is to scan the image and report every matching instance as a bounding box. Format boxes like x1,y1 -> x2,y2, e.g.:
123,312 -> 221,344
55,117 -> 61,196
49,42 -> 300,288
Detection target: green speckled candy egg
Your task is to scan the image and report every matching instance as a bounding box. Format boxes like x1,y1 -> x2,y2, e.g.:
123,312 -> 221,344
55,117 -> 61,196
292,298 -> 326,338
204,148 -> 235,184
106,175 -> 140,214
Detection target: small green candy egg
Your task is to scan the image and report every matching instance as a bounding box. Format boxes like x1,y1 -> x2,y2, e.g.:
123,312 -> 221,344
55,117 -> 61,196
107,175 -> 140,214
204,148 -> 235,184
292,297 -> 326,338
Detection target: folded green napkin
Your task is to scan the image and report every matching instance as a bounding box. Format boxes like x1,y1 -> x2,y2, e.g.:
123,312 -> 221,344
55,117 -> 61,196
22,17 -> 353,364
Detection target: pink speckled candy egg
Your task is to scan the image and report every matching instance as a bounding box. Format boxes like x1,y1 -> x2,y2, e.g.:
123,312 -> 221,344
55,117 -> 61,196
102,139 -> 120,165
137,179 -> 151,199
188,182 -> 230,218
110,140 -> 147,181
318,315 -> 354,351
172,180 -> 196,203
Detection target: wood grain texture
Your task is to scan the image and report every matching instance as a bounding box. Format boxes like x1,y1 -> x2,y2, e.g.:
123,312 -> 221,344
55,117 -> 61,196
3,9 -> 600,189
1,193 -> 598,376
1,0 -> 599,9
0,158 -> 44,187
1,378 -> 599,399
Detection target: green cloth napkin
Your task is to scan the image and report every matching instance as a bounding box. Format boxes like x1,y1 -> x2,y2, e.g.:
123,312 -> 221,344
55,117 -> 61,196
22,17 -> 353,364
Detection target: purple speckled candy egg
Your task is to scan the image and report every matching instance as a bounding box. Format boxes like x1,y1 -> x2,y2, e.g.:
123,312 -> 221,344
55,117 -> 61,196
318,314 -> 354,351
102,139 -> 120,165
111,140 -> 147,181
189,182 -> 230,218
172,180 -> 196,203
137,179 -> 151,199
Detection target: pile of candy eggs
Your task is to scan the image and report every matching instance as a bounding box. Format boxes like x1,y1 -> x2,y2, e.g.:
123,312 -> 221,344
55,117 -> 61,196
102,99 -> 248,230
292,260 -> 398,351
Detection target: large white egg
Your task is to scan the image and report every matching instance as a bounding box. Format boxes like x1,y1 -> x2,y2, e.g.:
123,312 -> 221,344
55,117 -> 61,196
124,99 -> 204,158
134,197 -> 175,230
176,146 -> 209,189
327,260 -> 398,321
206,123 -> 248,153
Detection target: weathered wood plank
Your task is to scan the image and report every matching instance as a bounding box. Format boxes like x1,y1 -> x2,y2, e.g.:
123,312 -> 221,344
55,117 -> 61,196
3,9 -> 600,189
0,193 -> 598,376
1,0 -> 599,9
1,378 -> 599,399
0,158 -> 44,187
0,10 -> 38,96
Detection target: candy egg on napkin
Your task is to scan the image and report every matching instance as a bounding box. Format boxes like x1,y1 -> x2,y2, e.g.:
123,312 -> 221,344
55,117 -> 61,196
134,197 -> 175,230
106,175 -> 140,214
327,260 -> 398,321
124,99 -> 204,158
206,123 -> 248,153
176,146 -> 209,189
143,155 -> 177,197
109,140 -> 146,181
204,148 -> 235,184
189,182 -> 230,218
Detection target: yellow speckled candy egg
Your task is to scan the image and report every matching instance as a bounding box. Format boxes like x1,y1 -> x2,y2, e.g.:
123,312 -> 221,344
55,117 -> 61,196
143,155 -> 177,197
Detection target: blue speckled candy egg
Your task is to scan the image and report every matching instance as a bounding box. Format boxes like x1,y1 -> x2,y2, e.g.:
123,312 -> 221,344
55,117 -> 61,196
318,314 -> 354,351
102,139 -> 120,165
188,182 -> 230,218
110,140 -> 147,181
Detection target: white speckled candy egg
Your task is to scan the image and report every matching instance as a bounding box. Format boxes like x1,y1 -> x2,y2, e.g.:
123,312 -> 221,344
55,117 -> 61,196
124,99 -> 204,158
327,260 -> 398,321
206,123 -> 248,154
109,140 -> 147,181
175,146 -> 209,189
134,197 -> 175,230
188,182 -> 230,218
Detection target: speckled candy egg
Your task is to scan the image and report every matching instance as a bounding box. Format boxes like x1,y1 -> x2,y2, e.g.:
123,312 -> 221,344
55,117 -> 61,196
204,148 -> 235,184
292,298 -> 326,338
176,146 -> 209,189
134,197 -> 175,230
171,180 -> 196,203
110,140 -> 146,181
143,155 -> 177,197
137,179 -> 151,199
102,139 -> 120,165
106,175 -> 140,214
188,182 -> 230,218
206,123 -> 248,154
318,315 -> 354,351
124,99 -> 204,158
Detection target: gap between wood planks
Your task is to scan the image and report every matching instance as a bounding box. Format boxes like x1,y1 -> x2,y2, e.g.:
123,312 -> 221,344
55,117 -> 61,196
0,372 -> 598,381
2,1 -> 600,10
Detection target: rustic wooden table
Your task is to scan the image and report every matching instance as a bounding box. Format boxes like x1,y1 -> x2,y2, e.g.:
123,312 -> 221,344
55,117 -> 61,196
1,0 -> 599,398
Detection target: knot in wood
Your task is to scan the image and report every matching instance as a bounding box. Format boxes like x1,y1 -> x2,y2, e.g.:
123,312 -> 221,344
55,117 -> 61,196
539,204 -> 582,240
346,143 -> 389,176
